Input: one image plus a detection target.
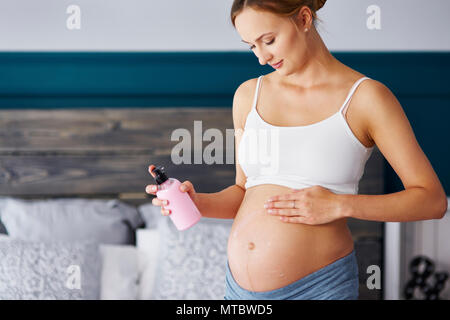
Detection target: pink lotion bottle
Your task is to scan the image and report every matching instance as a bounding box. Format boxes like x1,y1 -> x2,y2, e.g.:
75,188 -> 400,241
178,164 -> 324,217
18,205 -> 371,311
152,166 -> 202,231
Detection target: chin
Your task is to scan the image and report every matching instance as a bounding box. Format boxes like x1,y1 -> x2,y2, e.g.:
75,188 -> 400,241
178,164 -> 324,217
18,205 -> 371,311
278,67 -> 289,75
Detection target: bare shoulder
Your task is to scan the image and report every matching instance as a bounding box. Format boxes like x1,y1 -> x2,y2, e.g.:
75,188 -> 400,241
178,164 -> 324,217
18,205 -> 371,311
232,77 -> 259,129
352,78 -> 403,143
357,78 -> 393,101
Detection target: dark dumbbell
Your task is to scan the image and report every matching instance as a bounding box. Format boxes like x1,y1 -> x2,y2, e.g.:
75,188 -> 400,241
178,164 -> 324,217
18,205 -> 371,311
409,256 -> 435,281
424,272 -> 449,300
404,255 -> 435,300
404,255 -> 449,300
404,279 -> 417,300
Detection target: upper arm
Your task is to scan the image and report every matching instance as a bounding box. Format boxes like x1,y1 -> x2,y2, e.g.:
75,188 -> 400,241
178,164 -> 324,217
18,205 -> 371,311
362,80 -> 447,207
232,79 -> 255,191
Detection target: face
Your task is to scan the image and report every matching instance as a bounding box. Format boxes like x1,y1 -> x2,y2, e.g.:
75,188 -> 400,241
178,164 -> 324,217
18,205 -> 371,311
235,7 -> 310,73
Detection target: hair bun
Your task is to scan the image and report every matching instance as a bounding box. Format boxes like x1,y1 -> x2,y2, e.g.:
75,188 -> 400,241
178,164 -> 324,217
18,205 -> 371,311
315,0 -> 327,11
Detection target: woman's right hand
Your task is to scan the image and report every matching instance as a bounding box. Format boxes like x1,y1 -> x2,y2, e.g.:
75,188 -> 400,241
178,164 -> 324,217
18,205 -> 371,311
145,164 -> 199,216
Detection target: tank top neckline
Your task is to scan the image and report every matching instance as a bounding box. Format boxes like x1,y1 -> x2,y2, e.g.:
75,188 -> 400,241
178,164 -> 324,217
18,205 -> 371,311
251,75 -> 371,130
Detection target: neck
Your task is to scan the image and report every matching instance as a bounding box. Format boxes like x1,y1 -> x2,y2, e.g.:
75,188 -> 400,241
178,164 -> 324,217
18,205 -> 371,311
279,27 -> 338,88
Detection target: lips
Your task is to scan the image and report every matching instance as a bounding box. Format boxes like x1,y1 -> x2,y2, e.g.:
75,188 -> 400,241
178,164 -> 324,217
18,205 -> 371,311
271,60 -> 283,69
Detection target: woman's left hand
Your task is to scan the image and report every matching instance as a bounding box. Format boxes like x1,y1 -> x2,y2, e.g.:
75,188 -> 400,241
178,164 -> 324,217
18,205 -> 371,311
264,185 -> 345,225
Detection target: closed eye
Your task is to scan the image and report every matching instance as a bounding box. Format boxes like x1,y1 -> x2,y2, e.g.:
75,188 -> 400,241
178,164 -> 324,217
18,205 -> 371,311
249,38 -> 275,50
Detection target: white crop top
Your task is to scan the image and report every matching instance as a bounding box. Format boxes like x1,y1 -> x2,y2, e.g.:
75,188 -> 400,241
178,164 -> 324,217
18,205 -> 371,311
237,75 -> 375,194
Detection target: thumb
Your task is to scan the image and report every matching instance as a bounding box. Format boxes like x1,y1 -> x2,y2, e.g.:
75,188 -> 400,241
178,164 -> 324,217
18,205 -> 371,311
180,181 -> 194,194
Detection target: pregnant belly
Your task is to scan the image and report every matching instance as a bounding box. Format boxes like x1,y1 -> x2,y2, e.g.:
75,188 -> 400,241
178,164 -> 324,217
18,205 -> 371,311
227,184 -> 355,292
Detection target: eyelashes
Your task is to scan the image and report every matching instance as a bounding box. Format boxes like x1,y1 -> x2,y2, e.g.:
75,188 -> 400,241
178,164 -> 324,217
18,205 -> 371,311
249,38 -> 275,50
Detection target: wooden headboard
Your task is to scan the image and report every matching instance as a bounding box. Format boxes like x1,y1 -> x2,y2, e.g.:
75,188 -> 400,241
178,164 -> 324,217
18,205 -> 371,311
0,107 -> 237,207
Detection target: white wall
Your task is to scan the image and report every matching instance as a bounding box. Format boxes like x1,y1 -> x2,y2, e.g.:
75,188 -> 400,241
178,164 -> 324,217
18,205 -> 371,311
0,0 -> 449,51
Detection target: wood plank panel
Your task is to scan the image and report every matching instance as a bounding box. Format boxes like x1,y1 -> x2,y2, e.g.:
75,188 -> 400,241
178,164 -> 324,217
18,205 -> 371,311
0,108 -> 233,152
0,154 -> 235,196
0,108 -> 236,197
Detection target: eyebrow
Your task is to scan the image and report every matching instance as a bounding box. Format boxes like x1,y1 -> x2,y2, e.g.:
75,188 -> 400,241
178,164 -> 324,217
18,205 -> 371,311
241,32 -> 273,44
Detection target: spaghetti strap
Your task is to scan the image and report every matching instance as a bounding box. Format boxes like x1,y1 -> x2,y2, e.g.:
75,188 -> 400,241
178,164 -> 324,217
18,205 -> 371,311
251,76 -> 264,110
339,76 -> 371,116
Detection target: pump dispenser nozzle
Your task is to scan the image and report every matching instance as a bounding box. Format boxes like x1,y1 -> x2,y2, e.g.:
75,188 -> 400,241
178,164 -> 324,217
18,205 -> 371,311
152,166 -> 169,185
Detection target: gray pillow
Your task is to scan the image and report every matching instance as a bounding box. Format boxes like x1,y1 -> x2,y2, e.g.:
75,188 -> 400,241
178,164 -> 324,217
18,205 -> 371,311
149,208 -> 233,300
0,239 -> 101,300
0,197 -> 144,245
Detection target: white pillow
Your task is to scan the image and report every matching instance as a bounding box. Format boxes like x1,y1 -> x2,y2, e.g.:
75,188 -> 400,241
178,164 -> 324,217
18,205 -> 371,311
99,244 -> 141,300
136,228 -> 161,300
152,213 -> 232,299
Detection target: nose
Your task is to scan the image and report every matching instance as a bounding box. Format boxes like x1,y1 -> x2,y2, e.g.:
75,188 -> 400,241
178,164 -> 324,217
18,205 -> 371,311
254,48 -> 272,66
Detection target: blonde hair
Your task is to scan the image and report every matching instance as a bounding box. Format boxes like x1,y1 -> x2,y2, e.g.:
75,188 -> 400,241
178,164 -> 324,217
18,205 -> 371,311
230,0 -> 326,28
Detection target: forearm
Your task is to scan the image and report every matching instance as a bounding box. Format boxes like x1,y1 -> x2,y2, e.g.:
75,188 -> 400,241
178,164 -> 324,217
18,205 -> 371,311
340,187 -> 447,222
195,184 -> 245,219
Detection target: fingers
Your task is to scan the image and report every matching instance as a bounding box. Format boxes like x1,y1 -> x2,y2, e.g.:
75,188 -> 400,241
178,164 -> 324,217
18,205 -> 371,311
267,208 -> 298,216
145,181 -> 192,195
145,184 -> 157,195
150,197 -> 171,216
148,165 -> 157,178
264,200 -> 295,209
279,216 -> 308,224
151,197 -> 168,207
179,180 -> 193,193
145,179 -> 171,215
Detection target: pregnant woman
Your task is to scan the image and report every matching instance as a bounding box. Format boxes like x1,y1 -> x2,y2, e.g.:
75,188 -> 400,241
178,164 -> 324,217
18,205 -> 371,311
146,0 -> 447,300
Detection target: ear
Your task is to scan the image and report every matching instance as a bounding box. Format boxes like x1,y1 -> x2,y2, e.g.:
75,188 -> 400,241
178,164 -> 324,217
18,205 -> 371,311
294,5 -> 314,30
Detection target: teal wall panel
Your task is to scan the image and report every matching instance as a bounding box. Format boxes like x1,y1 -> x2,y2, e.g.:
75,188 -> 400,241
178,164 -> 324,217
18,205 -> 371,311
1,52 -> 448,108
0,52 -> 264,108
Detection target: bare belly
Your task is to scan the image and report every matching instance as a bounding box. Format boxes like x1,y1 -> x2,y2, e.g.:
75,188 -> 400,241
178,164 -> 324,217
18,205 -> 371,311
227,184 -> 355,292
